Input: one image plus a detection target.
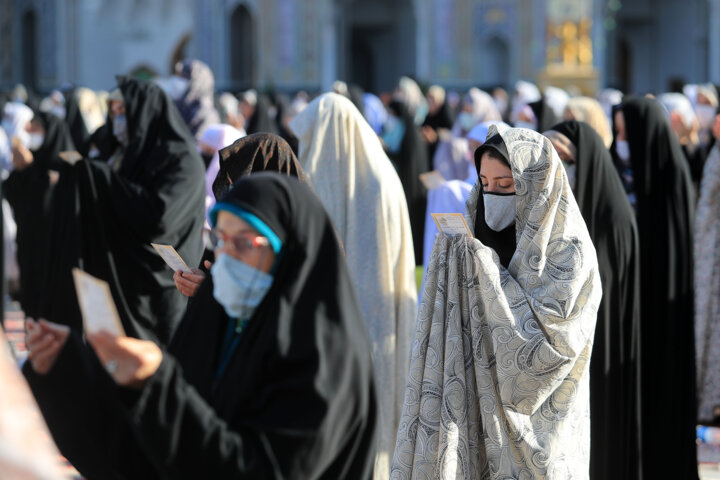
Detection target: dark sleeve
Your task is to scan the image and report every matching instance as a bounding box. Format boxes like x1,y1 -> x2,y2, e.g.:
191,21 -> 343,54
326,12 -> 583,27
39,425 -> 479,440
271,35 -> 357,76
23,332 -> 158,480
3,166 -> 38,206
119,353 -> 300,479
80,154 -> 203,240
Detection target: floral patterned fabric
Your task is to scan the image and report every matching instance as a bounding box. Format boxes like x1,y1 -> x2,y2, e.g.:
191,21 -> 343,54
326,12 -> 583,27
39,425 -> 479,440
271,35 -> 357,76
392,125 -> 601,479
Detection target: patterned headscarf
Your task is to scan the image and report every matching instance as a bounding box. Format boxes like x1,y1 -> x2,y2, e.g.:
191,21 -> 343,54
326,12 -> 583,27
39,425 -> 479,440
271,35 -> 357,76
393,124 -> 601,478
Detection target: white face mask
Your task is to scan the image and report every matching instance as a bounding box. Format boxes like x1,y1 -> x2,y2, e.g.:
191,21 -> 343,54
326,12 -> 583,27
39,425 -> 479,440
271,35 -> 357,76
26,132 -> 44,151
696,105 -> 717,130
483,192 -> 516,231
615,140 -> 630,161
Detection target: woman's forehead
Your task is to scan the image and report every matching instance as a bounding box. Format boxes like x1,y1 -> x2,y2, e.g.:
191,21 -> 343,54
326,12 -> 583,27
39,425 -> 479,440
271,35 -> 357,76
216,211 -> 256,235
479,154 -> 512,176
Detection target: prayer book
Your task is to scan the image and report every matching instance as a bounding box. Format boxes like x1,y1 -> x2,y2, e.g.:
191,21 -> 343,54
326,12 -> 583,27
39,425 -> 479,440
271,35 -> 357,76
72,268 -> 126,337
58,150 -> 83,164
431,213 -> 473,237
151,243 -> 192,273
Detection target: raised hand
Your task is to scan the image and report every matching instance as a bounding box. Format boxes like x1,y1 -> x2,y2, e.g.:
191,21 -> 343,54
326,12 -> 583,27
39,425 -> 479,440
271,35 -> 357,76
26,318 -> 70,375
173,260 -> 212,297
86,331 -> 162,389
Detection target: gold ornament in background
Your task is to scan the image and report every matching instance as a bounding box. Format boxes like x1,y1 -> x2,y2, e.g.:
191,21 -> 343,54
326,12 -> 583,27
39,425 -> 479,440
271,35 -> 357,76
546,18 -> 593,67
539,16 -> 598,96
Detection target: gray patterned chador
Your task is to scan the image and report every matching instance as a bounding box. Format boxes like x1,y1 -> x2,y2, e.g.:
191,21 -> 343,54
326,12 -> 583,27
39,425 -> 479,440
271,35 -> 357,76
392,125 -> 601,479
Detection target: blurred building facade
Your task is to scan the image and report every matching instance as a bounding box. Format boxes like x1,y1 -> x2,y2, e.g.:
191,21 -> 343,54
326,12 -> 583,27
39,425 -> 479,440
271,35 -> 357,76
1,0 -> 719,95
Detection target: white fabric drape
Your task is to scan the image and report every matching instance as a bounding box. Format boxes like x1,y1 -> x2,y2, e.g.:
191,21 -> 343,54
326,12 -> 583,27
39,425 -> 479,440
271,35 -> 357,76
392,125 -> 601,479
198,124 -> 245,221
289,93 -> 418,479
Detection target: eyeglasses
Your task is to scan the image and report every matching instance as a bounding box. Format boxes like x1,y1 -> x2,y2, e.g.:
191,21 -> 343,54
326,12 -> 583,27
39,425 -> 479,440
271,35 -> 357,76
204,228 -> 269,253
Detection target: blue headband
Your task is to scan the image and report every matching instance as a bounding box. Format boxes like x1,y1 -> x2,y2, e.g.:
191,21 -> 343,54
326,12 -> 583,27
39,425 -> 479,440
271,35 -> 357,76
209,203 -> 282,255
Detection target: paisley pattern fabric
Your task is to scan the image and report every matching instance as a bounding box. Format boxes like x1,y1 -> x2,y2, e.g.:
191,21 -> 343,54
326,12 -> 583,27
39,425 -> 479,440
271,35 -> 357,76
696,145 -> 720,421
392,125 -> 601,479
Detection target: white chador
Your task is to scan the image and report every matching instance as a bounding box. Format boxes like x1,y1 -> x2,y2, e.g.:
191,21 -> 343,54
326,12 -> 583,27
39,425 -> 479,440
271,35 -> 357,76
289,93 -> 418,480
392,125 -> 601,479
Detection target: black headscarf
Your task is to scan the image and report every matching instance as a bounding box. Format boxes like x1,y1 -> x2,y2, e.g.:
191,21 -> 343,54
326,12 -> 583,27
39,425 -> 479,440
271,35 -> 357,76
271,94 -> 300,156
472,134 -> 516,267
28,111 -> 75,168
388,100 -> 429,264
615,97 -> 698,480
213,133 -> 306,200
4,111 -> 74,318
25,173 -> 378,479
347,84 -> 365,117
62,88 -> 92,156
245,93 -> 277,135
529,96 -> 562,132
170,173 -> 376,477
423,100 -> 453,131
550,120 -> 642,480
40,76 -> 205,344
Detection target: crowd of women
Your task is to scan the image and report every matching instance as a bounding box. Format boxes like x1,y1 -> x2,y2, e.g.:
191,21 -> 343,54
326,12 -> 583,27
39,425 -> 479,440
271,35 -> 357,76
1,58 -> 719,479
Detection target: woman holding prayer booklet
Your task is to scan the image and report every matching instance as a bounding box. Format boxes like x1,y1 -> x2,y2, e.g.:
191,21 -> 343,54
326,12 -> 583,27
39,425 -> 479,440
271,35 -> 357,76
392,124 -> 601,479
24,173 -> 378,479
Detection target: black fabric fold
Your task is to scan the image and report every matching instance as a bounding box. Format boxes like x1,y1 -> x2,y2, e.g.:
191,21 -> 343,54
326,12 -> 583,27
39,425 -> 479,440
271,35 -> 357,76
551,120 -> 642,480
614,97 -> 698,480
26,173 -> 377,479
39,76 -> 205,344
4,111 -> 74,318
213,132 -> 306,200
388,100 -> 429,264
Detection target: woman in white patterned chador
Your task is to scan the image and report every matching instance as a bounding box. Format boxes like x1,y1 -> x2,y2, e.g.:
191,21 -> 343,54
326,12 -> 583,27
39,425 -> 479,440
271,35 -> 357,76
392,124 -> 601,479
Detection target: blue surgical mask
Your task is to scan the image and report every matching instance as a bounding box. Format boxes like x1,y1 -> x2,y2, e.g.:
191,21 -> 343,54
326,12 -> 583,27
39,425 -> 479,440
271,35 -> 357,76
457,111 -> 477,133
211,253 -> 274,320
113,114 -> 128,146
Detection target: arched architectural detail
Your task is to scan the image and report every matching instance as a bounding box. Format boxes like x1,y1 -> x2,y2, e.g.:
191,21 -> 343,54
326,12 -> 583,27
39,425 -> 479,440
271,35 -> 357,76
21,8 -> 37,90
335,0 -> 417,93
478,34 -> 511,89
227,2 -> 256,90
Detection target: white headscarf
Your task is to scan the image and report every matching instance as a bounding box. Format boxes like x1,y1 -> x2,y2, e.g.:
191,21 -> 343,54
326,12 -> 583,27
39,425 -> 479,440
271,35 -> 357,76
2,102 -> 34,149
433,90 -> 503,181
565,96 -> 614,148
544,85 -> 570,119
76,87 -> 108,135
289,93 -> 417,479
394,76 -> 428,125
511,80 -> 542,124
658,92 -> 698,130
393,124 -> 601,479
597,88 -> 623,122
450,88 -> 503,137
198,124 -> 245,221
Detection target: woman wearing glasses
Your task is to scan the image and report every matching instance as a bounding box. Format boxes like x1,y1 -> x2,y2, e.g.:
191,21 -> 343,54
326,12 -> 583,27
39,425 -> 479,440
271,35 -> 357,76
173,132 -> 306,298
23,173 -> 378,479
